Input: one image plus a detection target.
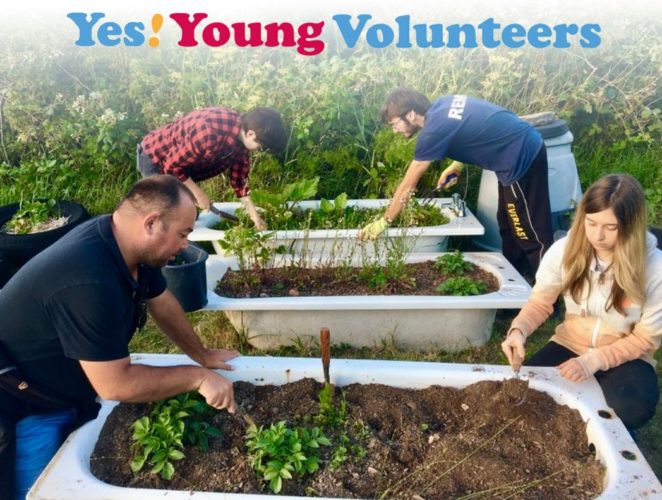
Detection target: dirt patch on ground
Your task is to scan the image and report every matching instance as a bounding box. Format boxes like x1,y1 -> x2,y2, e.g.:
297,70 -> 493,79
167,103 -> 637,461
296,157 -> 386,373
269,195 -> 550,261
215,260 -> 499,297
91,379 -> 604,498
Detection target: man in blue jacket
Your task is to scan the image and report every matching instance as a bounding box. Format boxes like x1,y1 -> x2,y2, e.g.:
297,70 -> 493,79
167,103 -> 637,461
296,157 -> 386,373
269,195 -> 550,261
360,87 -> 553,278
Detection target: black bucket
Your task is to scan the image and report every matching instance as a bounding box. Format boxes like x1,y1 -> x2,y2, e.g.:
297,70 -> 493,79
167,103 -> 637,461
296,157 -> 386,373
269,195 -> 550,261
162,244 -> 209,312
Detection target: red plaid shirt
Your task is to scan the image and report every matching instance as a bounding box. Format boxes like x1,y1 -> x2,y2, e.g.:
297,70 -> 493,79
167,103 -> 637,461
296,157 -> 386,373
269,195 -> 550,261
141,108 -> 250,197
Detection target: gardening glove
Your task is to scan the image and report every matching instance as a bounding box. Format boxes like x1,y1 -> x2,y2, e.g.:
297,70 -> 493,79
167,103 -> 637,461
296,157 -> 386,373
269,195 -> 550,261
436,161 -> 463,190
501,328 -> 526,369
240,196 -> 267,230
359,216 -> 390,241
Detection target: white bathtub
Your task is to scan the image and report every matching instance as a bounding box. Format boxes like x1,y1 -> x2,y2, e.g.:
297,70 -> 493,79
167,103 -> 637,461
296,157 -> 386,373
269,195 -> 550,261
189,198 -> 484,256
203,252 -> 531,351
29,355 -> 661,499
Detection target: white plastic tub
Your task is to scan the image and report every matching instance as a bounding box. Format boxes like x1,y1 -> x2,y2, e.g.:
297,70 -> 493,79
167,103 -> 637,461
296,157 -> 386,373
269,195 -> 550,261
203,252 -> 530,351
189,198 -> 484,256
29,354 -> 661,499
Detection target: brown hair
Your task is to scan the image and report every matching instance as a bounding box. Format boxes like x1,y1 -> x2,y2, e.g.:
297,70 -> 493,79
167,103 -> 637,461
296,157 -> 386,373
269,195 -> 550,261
562,174 -> 647,313
241,107 -> 288,153
380,87 -> 431,123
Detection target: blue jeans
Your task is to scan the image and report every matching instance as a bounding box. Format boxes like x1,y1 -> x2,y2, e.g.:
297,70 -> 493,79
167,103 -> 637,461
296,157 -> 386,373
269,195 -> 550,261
526,342 -> 659,430
14,408 -> 77,500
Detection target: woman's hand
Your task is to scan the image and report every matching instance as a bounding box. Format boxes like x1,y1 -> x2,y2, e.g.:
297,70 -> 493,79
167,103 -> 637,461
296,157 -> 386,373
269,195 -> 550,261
558,358 -> 590,382
501,328 -> 526,368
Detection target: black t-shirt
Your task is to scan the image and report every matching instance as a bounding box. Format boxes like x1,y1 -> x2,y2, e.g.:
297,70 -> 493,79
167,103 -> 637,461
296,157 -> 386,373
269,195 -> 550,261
0,215 -> 166,417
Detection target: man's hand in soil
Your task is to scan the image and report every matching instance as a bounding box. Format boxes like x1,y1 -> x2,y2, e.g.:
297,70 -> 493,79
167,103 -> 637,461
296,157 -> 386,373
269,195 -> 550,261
359,216 -> 390,241
198,372 -> 236,411
557,358 -> 590,383
200,348 -> 240,371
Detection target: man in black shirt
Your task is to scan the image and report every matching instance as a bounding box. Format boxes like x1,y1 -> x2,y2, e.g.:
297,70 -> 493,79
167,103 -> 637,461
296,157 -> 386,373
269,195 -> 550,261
0,176 -> 239,498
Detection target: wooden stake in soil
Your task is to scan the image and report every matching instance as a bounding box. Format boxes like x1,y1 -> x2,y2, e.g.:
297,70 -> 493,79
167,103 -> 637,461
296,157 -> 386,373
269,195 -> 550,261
320,327 -> 333,396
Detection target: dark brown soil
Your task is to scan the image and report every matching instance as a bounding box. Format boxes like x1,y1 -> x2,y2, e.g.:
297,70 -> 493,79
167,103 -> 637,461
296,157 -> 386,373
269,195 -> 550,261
215,261 -> 499,298
91,379 -> 604,498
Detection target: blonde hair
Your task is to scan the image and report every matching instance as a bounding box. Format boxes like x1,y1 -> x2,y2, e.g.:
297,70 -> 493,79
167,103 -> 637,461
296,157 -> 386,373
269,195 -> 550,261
562,174 -> 647,313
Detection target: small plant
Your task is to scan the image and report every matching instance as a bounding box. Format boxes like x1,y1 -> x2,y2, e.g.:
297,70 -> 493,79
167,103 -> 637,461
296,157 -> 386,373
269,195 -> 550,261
314,383 -> 347,428
2,199 -> 63,235
245,421 -> 331,494
433,250 -> 473,276
217,225 -> 274,275
436,276 -> 487,296
130,392 -> 221,480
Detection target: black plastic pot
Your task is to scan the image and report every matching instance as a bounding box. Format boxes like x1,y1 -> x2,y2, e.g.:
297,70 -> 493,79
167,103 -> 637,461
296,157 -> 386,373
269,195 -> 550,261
0,200 -> 90,266
162,244 -> 209,312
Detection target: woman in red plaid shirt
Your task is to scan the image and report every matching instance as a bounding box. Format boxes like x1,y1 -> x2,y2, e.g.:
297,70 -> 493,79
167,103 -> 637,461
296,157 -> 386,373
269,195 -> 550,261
137,107 -> 287,229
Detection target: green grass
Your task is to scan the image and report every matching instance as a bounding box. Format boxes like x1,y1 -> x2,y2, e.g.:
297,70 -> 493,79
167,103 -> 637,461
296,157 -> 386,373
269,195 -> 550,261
129,310 -> 662,482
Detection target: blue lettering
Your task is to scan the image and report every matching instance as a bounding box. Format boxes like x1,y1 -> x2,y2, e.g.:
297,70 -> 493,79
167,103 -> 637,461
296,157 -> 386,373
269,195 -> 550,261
332,14 -> 371,48
502,23 -> 526,48
98,22 -> 123,46
580,24 -> 601,48
124,22 -> 146,47
366,24 -> 394,48
67,12 -> 105,46
527,23 -> 552,48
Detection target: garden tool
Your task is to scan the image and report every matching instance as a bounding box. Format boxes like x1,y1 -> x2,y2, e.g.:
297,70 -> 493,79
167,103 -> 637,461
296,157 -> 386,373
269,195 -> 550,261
510,351 -> 528,406
418,173 -> 458,207
320,327 -> 334,397
235,404 -> 256,427
208,204 -> 240,223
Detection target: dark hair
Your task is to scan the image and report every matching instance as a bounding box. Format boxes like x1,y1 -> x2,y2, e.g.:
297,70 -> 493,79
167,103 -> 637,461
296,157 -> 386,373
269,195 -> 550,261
241,107 -> 288,154
119,176 -> 196,215
380,87 -> 431,123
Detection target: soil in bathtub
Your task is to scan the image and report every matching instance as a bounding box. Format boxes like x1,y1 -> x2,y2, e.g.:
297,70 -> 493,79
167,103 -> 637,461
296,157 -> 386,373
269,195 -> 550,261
91,378 -> 604,499
216,252 -> 500,297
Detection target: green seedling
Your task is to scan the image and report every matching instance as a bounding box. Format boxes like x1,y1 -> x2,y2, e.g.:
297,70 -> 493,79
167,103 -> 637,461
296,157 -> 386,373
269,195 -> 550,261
245,421 -> 331,494
436,276 -> 487,296
130,392 -> 220,480
433,250 -> 473,276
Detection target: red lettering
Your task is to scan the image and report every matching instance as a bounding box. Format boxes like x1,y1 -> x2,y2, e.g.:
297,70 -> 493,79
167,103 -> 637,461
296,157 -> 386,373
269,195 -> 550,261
169,12 -> 208,47
202,22 -> 231,47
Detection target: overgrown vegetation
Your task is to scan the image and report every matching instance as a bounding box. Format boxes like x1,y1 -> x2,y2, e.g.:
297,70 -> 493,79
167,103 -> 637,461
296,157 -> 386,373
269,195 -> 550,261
212,177 -> 450,231
0,20 -> 660,221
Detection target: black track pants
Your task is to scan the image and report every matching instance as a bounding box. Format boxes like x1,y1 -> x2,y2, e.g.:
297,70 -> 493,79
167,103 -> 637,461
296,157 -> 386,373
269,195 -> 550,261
496,146 -> 554,278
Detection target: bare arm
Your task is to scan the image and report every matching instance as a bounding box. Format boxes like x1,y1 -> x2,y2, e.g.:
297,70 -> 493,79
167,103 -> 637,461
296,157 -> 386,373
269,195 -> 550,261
384,160 -> 431,222
146,289 -> 239,370
182,178 -> 211,210
79,357 -> 235,410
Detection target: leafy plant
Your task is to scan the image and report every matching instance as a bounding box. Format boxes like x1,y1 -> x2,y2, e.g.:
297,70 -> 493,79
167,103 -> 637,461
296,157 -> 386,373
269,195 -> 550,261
314,383 -> 347,429
2,199 -> 61,234
217,225 -> 274,275
245,421 -> 331,494
130,392 -> 220,480
436,276 -> 487,296
433,250 -> 473,276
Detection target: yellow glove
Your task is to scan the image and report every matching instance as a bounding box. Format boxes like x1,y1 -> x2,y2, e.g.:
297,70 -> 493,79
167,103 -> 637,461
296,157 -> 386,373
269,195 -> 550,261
359,216 -> 390,241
